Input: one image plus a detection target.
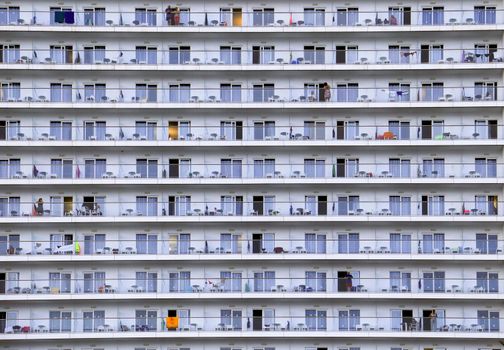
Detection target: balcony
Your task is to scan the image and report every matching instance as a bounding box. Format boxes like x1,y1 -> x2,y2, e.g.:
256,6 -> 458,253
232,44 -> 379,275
0,123 -> 501,145
1,8 -> 503,29
1,315 -> 501,338
2,276 -> 501,297
0,199 -> 501,222
2,48 -> 503,69
0,162 -> 501,183
1,236 -> 502,259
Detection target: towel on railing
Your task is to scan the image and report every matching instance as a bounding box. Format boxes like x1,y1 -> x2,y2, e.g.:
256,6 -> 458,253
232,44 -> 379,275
64,11 -> 75,24
54,11 -> 65,23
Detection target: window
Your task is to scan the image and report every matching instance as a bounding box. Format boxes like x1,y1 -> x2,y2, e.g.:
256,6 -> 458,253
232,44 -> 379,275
220,46 -> 241,64
220,233 -> 242,254
251,233 -> 275,253
421,82 -> 444,101
168,233 -> 191,254
474,6 -> 496,24
304,121 -> 325,140
254,159 -> 275,178
135,84 -> 157,102
252,8 -> 274,26
50,121 -> 72,140
135,8 -> 157,26
168,46 -> 190,64
253,271 -> 275,291
136,234 -> 158,254
475,158 -> 497,178
0,120 -> 20,140
421,195 -> 445,216
305,195 -> 328,215
388,158 -> 410,177
49,272 -> 71,293
168,196 -> 191,216
303,83 -> 325,102
136,271 -> 158,292
252,46 -> 275,64
220,121 -> 243,140
84,121 -> 106,140
476,233 -> 498,254
388,6 -> 411,25
335,158 -> 359,177
422,233 -> 445,253
84,83 -> 106,102
84,159 -> 106,178
336,195 -> 359,215
474,44 -> 498,63
304,8 -> 325,26
135,121 -> 157,140
169,84 -> 191,102
83,46 -> 105,64
83,234 -> 106,255
220,270 -> 242,291
0,82 -> 20,101
389,271 -> 412,292
305,233 -> 326,253
0,6 -> 20,25
168,120 -> 191,140
422,158 -> 445,177
136,196 -> 158,216
0,44 -> 20,63
475,195 -> 499,215
136,46 -> 157,64
49,311 -> 72,332
474,120 -> 498,139
84,8 -> 105,26
303,46 -> 325,64
388,121 -> 410,140
422,7 -> 444,25
477,310 -> 499,331
336,83 -> 358,102
253,121 -> 275,139
135,310 -> 157,331
476,272 -> 499,293
388,83 -> 410,102
389,233 -> 411,253
0,234 -> 19,254
335,8 -> 358,26
388,45 -> 411,64
422,271 -> 445,292
475,82 -> 497,101
304,159 -> 325,178
50,7 -> 73,25
335,45 -> 358,64
83,272 -> 106,293
50,83 -> 72,102
220,84 -> 241,102
51,159 -> 73,179
420,45 -> 444,63
220,309 -> 242,330
220,159 -> 242,178
306,309 -> 327,330
168,271 -> 191,292
389,195 -> 411,215
168,158 -> 191,178
338,310 -> 360,330
0,197 -> 20,217
0,159 -> 19,178
135,159 -> 158,178
337,233 -> 359,253
305,272 -> 326,291
220,196 -> 243,215
253,84 -> 274,102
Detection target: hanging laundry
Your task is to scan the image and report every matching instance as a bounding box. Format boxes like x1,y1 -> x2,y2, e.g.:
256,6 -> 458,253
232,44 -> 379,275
54,11 -> 65,23
64,11 -> 75,24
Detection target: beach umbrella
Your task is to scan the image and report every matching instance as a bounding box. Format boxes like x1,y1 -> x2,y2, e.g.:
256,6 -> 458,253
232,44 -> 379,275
204,240 -> 209,253
119,127 -> 125,140
204,13 -> 208,26
332,127 -> 335,139
119,14 -> 123,26
32,165 -> 38,177
332,164 -> 336,177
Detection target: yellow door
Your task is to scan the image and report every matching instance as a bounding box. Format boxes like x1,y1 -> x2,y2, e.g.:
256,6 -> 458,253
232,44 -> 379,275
233,9 -> 242,26
169,122 -> 178,140
64,196 -> 73,215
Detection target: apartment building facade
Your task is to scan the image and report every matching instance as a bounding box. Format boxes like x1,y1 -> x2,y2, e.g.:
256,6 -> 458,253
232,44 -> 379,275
0,1 -> 503,350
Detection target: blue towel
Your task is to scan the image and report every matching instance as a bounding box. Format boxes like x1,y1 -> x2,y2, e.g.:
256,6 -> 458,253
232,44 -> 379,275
64,11 -> 74,24
54,11 -> 65,23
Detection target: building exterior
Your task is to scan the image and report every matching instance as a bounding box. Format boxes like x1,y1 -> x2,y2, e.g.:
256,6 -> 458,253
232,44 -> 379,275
0,2 -> 503,350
